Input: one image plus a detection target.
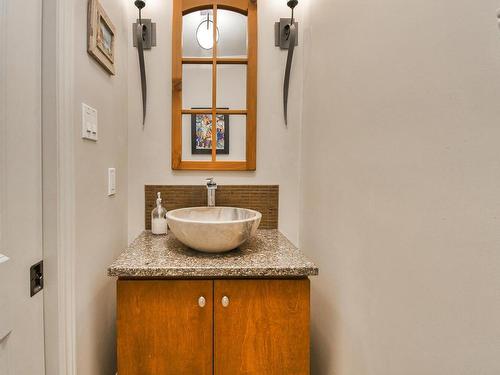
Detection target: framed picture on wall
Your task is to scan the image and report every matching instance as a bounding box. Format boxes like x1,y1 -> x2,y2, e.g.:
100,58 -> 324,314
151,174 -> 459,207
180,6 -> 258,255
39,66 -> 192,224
191,109 -> 230,155
87,0 -> 116,75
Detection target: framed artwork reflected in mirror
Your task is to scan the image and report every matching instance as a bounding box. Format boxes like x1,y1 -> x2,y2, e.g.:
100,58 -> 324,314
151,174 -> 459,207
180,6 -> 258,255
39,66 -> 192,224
191,109 -> 230,155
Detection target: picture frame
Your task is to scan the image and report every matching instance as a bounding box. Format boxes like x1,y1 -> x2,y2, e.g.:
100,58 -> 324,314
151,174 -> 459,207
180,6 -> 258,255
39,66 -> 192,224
87,0 -> 116,75
191,109 -> 230,155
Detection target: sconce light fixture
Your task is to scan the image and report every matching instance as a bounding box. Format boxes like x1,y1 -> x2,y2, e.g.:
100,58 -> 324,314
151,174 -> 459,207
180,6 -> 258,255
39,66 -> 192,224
196,11 -> 220,50
133,0 -> 156,125
275,0 -> 299,125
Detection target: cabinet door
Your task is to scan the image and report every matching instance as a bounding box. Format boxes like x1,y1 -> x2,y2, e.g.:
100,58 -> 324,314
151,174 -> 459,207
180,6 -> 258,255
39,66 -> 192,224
214,279 -> 310,375
117,280 -> 213,375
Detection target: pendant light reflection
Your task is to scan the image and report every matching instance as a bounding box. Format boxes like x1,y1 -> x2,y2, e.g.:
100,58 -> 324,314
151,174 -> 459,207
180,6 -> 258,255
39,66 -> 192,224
196,13 -> 219,50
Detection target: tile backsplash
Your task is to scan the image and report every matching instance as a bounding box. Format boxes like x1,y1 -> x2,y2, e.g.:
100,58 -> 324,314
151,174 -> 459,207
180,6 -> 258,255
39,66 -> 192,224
145,185 -> 279,230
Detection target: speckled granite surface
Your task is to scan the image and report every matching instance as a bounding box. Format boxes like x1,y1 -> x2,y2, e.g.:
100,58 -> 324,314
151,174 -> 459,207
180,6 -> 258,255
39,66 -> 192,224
108,230 -> 319,278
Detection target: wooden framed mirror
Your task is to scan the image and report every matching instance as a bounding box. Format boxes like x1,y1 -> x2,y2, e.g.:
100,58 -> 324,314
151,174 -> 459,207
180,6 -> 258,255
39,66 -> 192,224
172,0 -> 257,171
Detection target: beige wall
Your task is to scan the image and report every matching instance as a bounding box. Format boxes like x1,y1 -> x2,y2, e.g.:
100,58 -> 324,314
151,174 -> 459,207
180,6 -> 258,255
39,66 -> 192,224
300,0 -> 500,374
72,0 -> 128,373
126,0 -> 305,244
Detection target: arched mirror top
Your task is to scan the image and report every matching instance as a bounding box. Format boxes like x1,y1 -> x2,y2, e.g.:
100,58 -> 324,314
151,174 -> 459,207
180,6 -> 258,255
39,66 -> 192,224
181,0 -> 251,15
182,9 -> 248,58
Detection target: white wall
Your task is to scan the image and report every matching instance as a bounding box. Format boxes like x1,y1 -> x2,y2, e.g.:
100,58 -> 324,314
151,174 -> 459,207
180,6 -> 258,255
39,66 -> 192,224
300,0 -> 500,374
72,0 -> 128,373
127,0 -> 305,244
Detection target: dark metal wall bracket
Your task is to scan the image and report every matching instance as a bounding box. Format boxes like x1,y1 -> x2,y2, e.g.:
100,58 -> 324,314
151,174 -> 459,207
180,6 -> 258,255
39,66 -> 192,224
133,19 -> 156,49
275,18 -> 299,49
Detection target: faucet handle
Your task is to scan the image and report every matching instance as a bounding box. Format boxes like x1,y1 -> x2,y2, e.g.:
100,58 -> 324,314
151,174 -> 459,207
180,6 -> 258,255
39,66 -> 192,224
205,177 -> 217,187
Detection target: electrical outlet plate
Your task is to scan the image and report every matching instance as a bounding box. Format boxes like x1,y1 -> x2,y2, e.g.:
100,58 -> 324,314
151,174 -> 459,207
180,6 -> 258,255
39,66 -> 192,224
82,103 -> 98,141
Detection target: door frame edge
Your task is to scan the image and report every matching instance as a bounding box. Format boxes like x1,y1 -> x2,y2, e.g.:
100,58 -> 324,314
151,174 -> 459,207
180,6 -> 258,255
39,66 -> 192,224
42,0 -> 77,374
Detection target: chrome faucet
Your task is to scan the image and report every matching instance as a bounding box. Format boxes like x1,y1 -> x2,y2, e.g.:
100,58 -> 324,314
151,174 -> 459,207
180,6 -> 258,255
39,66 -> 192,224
206,177 -> 217,207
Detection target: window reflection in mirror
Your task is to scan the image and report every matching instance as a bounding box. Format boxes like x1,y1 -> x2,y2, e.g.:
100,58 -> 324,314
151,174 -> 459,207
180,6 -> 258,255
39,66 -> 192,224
183,10 -> 214,57
182,9 -> 247,58
215,114 -> 246,161
182,64 -> 212,108
216,9 -> 247,58
217,64 -> 247,109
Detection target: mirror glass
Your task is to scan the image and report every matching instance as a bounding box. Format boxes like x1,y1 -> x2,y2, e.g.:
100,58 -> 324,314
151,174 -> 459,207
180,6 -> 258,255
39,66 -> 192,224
215,114 -> 246,161
217,64 -> 247,109
216,10 -> 247,57
182,64 -> 212,108
183,10 -> 215,57
182,114 -> 213,161
175,3 -> 254,169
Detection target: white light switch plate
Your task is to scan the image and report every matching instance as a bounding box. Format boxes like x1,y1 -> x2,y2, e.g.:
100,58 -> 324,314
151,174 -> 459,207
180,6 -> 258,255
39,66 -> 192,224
82,103 -> 98,141
108,168 -> 116,196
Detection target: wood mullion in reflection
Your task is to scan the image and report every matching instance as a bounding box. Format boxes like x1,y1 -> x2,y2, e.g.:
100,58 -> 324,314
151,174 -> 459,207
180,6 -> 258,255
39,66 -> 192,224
182,109 -> 247,115
211,4 -> 218,162
182,57 -> 248,65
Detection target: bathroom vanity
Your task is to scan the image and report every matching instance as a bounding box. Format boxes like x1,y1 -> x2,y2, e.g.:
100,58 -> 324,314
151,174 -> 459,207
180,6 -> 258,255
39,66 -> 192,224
108,230 -> 318,375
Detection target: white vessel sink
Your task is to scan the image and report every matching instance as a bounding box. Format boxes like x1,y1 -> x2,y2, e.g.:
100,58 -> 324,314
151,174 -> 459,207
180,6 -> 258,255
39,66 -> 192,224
166,207 -> 262,253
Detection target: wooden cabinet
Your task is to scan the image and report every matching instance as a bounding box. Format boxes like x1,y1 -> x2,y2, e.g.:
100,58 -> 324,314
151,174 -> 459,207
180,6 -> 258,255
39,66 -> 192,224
117,280 -> 213,375
214,279 -> 310,375
117,279 -> 310,375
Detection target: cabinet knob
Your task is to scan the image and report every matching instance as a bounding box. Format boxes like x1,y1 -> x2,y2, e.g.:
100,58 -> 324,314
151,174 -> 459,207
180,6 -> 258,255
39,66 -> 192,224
221,296 -> 230,307
198,296 -> 206,308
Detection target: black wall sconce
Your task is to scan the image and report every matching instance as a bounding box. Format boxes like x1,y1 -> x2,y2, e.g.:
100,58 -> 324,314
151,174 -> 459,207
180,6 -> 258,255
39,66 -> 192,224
275,0 -> 299,125
133,0 -> 156,125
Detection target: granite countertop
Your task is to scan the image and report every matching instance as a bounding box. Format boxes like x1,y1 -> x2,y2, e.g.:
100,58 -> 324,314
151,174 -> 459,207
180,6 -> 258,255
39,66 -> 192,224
108,230 -> 319,278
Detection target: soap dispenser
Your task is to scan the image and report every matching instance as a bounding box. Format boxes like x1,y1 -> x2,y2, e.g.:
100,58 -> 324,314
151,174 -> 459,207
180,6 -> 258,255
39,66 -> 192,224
151,192 -> 167,235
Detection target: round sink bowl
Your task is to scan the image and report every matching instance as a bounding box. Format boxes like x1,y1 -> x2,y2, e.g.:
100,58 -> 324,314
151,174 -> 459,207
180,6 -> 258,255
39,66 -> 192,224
166,207 -> 262,253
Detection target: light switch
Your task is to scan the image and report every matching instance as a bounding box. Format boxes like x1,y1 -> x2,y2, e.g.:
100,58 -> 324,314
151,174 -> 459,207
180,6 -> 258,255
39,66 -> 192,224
82,103 -> 98,141
108,168 -> 116,196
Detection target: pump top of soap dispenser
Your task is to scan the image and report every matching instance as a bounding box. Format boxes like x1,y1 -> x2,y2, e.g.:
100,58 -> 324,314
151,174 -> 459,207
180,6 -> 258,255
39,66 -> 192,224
151,192 -> 168,234
153,192 -> 166,215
